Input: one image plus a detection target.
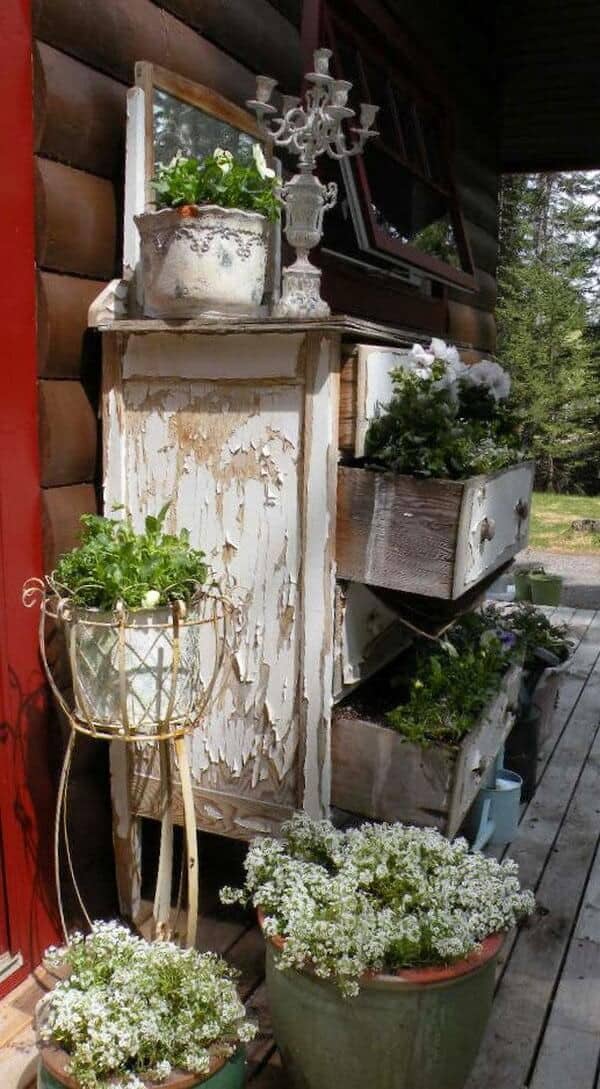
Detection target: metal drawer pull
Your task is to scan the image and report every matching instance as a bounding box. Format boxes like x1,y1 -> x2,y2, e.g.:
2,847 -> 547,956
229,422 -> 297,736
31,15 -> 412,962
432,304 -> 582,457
480,516 -> 496,542
515,499 -> 529,519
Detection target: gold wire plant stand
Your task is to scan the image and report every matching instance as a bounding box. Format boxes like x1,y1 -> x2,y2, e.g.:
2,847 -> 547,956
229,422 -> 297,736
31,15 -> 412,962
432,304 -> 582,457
24,577 -> 237,948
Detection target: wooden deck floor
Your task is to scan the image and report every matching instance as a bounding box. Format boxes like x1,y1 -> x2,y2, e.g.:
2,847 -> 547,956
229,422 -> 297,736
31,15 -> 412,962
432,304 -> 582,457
4,606 -> 600,1089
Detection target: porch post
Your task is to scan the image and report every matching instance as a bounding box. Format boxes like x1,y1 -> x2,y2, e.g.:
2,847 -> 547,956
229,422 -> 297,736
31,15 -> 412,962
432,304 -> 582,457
0,0 -> 60,990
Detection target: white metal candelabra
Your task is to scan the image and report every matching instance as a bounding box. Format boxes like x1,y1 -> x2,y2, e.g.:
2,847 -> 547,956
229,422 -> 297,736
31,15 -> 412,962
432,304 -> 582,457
247,48 -> 379,318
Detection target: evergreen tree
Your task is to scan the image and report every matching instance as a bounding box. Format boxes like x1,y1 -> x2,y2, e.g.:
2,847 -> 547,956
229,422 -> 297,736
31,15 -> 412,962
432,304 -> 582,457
497,171 -> 600,492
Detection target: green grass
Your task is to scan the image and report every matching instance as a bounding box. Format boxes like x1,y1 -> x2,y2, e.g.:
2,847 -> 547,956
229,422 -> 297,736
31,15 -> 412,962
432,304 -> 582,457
529,492 -> 600,553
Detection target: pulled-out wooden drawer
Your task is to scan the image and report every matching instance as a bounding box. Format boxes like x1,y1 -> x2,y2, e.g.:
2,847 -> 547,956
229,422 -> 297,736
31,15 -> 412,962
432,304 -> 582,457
336,461 -> 535,599
339,343 -> 409,458
331,660 -> 523,838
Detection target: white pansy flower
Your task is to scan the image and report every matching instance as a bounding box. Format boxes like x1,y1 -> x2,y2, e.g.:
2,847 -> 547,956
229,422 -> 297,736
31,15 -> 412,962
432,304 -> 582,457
252,143 -> 275,180
408,342 -> 435,379
141,589 -> 161,609
463,359 -> 511,401
213,147 -> 233,173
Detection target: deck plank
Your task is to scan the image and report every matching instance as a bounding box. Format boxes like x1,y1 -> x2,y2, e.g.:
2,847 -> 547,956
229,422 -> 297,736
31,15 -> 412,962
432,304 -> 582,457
530,840 -> 600,1088
465,659 -> 600,1089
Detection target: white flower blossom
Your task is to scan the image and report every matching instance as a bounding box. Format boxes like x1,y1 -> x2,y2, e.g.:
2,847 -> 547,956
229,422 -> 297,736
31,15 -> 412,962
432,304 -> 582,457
252,143 -> 275,180
408,342 -> 435,379
213,147 -> 233,173
38,923 -> 255,1089
222,815 -> 535,998
141,589 -> 161,608
463,359 -> 511,401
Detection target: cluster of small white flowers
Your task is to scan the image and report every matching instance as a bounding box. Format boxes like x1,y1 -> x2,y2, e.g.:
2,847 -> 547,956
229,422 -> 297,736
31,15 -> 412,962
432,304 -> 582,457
404,339 -> 510,403
37,922 -> 256,1089
223,816 -> 535,998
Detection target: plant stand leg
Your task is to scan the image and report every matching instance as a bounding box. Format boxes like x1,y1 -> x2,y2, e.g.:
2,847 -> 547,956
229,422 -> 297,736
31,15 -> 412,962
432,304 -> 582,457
153,741 -> 174,940
174,735 -> 198,948
110,741 -> 142,923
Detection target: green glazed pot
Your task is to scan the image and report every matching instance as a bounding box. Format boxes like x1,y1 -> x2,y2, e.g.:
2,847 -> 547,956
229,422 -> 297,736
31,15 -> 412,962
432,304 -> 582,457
264,931 -> 502,1089
38,1047 -> 246,1089
514,570 -> 532,601
529,573 -> 563,606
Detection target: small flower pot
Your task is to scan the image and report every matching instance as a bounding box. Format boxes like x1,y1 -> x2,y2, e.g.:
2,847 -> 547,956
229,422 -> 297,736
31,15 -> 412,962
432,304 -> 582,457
260,921 -> 502,1089
135,204 -> 269,319
514,570 -> 532,601
529,573 -> 563,607
38,1046 -> 246,1089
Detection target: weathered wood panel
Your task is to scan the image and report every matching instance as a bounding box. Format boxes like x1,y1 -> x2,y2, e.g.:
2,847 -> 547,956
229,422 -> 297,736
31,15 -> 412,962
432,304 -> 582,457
35,158 -> 117,279
336,466 -> 463,598
37,271 -> 106,377
449,269 -> 497,314
454,462 -> 535,595
332,661 -> 522,837
33,0 -> 256,109
447,300 -> 496,352
41,483 -> 96,572
34,43 -> 126,179
38,380 -> 97,487
155,0 -> 302,89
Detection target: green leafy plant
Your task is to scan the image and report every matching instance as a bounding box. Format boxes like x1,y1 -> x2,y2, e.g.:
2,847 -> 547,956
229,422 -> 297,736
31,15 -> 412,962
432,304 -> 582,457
480,602 -> 571,668
385,612 -> 520,746
152,146 -> 281,221
222,815 -> 535,997
364,339 -> 522,479
37,922 -> 256,1089
53,506 -> 208,610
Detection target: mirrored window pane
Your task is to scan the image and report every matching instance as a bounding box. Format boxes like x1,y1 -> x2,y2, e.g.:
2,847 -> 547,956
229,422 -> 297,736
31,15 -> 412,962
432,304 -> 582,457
153,88 -> 256,167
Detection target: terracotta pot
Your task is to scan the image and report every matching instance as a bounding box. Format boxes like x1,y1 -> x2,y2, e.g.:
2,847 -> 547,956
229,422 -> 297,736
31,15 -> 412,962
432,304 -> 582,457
135,204 -> 269,319
38,1046 -> 246,1089
258,911 -> 503,1089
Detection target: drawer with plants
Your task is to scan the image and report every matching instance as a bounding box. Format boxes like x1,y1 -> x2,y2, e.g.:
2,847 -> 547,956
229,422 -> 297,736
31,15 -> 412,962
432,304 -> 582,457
336,339 -> 535,600
331,608 -> 524,838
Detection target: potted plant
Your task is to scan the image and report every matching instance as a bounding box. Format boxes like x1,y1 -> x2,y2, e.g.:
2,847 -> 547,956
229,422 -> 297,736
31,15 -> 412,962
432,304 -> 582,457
48,506 -> 211,736
222,815 -> 534,1089
135,146 -> 280,319
36,922 -> 256,1088
332,610 -> 523,835
528,569 -> 564,606
336,339 -> 535,599
486,603 -> 572,794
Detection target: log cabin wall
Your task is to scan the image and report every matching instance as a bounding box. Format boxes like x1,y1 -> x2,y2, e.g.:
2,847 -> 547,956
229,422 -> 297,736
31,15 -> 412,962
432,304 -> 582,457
31,0 -> 500,911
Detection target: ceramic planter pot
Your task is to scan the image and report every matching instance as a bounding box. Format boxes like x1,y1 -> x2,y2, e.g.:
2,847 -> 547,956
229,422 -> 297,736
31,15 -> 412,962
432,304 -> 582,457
514,570 -> 532,601
261,918 -> 502,1089
61,604 -> 202,734
38,1046 -> 246,1089
529,573 -> 563,606
135,204 -> 269,319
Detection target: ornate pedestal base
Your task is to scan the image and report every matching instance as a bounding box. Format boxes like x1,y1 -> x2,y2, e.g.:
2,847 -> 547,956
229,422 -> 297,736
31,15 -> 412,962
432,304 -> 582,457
273,263 -> 331,319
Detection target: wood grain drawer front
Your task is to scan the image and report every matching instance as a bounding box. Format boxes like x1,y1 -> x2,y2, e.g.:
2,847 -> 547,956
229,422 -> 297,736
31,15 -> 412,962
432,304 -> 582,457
456,461 -> 535,596
339,343 -> 410,457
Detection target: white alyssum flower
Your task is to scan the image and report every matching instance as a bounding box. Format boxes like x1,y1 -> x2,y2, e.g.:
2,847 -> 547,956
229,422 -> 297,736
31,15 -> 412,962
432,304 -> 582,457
141,589 -> 161,609
223,815 -> 535,998
463,359 -> 511,401
37,923 -> 255,1089
252,143 -> 275,180
213,147 -> 233,173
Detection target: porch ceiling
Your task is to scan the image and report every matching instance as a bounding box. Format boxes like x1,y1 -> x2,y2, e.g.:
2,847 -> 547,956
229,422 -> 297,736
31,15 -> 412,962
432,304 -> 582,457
499,0 -> 600,172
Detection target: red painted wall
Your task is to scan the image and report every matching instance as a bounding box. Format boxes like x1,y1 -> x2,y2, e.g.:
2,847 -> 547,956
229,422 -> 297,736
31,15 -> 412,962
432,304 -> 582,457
0,0 -> 60,991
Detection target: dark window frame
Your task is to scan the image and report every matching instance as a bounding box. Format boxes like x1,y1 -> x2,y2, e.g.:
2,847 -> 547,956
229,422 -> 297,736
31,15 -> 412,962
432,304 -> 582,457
302,0 -> 477,291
